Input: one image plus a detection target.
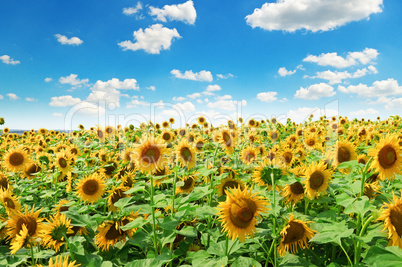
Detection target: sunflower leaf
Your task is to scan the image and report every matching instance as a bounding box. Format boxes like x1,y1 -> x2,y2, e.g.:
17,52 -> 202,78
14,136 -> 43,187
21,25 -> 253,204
232,256 -> 262,267
120,217 -> 146,231
363,245 -> 402,267
310,221 -> 354,245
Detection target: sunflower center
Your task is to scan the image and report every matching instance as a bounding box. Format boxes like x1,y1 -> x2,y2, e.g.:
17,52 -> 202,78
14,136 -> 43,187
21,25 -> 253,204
358,158 -> 366,164
83,180 -> 99,196
245,152 -> 255,162
181,177 -> 194,190
222,132 -> 232,147
283,152 -> 293,164
17,217 -> 37,236
283,221 -> 306,244
338,147 -> 351,163
105,223 -> 123,240
180,147 -> 192,162
378,145 -> 397,169
271,132 -> 278,140
162,133 -> 171,141
0,178 -> 9,190
97,130 -> 104,139
9,152 -> 24,166
290,182 -> 304,195
310,171 -> 324,190
196,141 -> 204,150
222,181 -> 240,194
307,139 -> 315,146
141,146 -> 160,164
229,199 -> 257,229
4,197 -> 15,209
111,189 -> 124,204
58,158 -> 68,168
389,204 -> 402,237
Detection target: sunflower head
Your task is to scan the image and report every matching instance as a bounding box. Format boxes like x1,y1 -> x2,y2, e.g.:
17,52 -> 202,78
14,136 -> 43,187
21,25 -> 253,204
240,146 -> 258,165
40,214 -> 73,252
176,139 -> 196,170
303,161 -> 332,199
132,136 -> 168,174
252,158 -> 284,190
76,173 -> 106,203
281,182 -> 305,204
4,148 -> 31,172
176,175 -> 197,194
0,189 -> 21,214
216,176 -> 245,197
378,192 -> 402,248
217,186 -> 269,242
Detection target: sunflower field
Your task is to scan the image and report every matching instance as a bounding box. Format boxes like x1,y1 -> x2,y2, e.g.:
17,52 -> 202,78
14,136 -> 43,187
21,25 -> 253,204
1,115 -> 402,267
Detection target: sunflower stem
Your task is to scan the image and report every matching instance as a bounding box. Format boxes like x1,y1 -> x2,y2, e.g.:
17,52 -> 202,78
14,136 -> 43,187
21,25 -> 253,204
339,240 -> 353,266
30,244 -> 35,266
271,172 -> 278,267
360,157 -> 373,197
149,175 -> 159,255
63,233 -> 74,261
171,171 -> 177,218
224,235 -> 229,257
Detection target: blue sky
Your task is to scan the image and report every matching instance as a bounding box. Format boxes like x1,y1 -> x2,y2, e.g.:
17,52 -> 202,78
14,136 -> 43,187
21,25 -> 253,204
1,0 -> 401,130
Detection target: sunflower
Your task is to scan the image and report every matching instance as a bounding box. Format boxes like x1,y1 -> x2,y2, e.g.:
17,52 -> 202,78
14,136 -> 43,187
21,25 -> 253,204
95,217 -> 136,251
160,129 -> 174,143
364,181 -> 381,199
96,127 -> 106,142
176,139 -> 196,170
55,151 -> 72,174
218,128 -> 235,154
246,129 -> 260,144
248,119 -> 257,128
216,176 -> 245,196
0,189 -> 21,214
281,182 -> 305,205
0,173 -> 10,191
252,158 -> 284,190
240,146 -> 258,165
278,214 -> 316,256
6,205 -> 44,240
76,173 -> 106,203
329,140 -> 357,167
107,185 -> 129,212
303,161 -> 332,199
194,136 -> 205,152
377,192 -> 402,248
39,255 -> 80,267
279,148 -> 295,167
217,186 -> 269,242
176,175 -> 197,194
153,166 -> 171,187
304,134 -> 320,150
10,224 -> 30,255
369,134 -> 402,180
41,214 -> 74,252
53,199 -> 71,214
23,163 -> 42,179
4,147 -> 31,172
169,117 -> 175,124
132,136 -> 168,174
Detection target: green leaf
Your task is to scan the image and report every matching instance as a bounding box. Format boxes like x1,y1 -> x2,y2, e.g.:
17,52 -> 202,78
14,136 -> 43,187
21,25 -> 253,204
343,196 -> 374,217
232,256 -> 262,267
126,258 -> 171,267
177,226 -> 197,237
337,160 -> 360,170
158,216 -> 180,231
120,217 -> 146,231
113,197 -> 134,210
279,254 -> 318,267
310,221 -> 354,246
363,245 -> 402,267
65,212 -> 91,227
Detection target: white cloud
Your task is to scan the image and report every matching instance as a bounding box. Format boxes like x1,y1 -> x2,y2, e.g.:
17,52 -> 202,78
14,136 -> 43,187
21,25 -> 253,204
257,91 -> 278,102
187,92 -> 202,99
123,2 -> 143,15
203,84 -> 221,95
25,97 -> 37,102
174,101 -> 196,112
118,24 -> 181,54
338,78 -> 402,97
310,70 -> 351,84
375,96 -> 402,110
0,95 -> 3,99
245,0 -> 383,32
287,107 -> 338,123
279,98 -> 289,102
303,48 -> 379,68
278,67 -> 296,77
126,99 -> 150,108
86,90 -> 121,107
44,77 -> 53,82
207,99 -> 246,111
49,95 -> 81,107
349,108 -> 379,116
92,78 -> 139,91
216,95 -> 232,101
171,69 -> 213,82
368,65 -> 378,74
0,55 -> 20,65
294,83 -> 336,100
68,101 -> 106,116
172,96 -> 186,101
296,65 -> 305,70
59,74 -> 89,88
7,93 -> 20,100
55,34 -> 83,45
146,86 -> 156,91
149,0 -> 197,25
52,113 -> 63,117
216,73 -> 234,79
196,99 -> 203,104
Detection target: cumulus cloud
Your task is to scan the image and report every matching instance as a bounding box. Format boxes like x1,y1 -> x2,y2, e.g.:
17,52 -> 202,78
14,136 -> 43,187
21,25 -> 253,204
171,69 -> 213,82
294,83 -> 336,100
123,2 -> 143,15
0,95 -> 3,99
187,92 -> 202,99
7,93 -> 20,100
118,24 -> 181,54
49,95 -> 81,107
0,55 -> 20,65
172,96 -> 186,101
55,34 -> 83,45
92,78 -> 139,91
216,73 -> 234,79
287,107 -> 339,123
174,101 -> 196,112
338,78 -> 402,97
215,95 -> 232,101
203,84 -> 221,95
68,101 -> 106,116
207,99 -> 247,111
59,74 -> 89,88
149,0 -> 197,25
44,77 -> 53,82
303,48 -> 379,68
257,91 -> 278,102
374,96 -> 402,110
278,67 -> 296,77
245,0 -> 383,32
349,108 -> 379,116
146,86 -> 156,91
25,97 -> 37,102
126,99 -> 150,108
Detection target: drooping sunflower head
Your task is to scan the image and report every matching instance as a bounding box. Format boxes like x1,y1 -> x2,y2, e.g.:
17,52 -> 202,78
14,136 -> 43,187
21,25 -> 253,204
219,128 -> 235,154
23,163 -> 42,179
217,186 -> 269,242
76,173 -> 106,203
176,175 -> 197,195
278,214 -> 316,256
369,134 -> 402,180
132,136 -> 168,174
95,220 -> 128,251
252,158 -> 284,190
0,189 -> 21,214
303,161 -> 332,199
40,214 -> 73,252
6,205 -> 44,240
0,173 -> 10,191
152,166 -> 171,187
378,192 -> 402,248
107,185 -> 129,212
176,139 -> 196,170
4,147 -> 31,172
9,224 -> 30,255
281,182 -> 305,205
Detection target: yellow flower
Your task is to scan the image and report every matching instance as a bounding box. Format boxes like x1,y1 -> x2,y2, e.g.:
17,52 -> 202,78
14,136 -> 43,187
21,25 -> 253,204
10,224 -> 30,255
7,205 -> 44,241
303,161 -> 332,199
0,189 -> 21,214
176,175 -> 197,194
76,173 -> 106,203
281,182 -> 305,205
378,192 -> 402,248
217,186 -> 269,242
278,214 -> 316,256
40,214 -> 74,252
240,146 -> 258,165
132,136 -> 168,174
216,176 -> 245,197
4,147 -> 31,172
176,139 -> 196,170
